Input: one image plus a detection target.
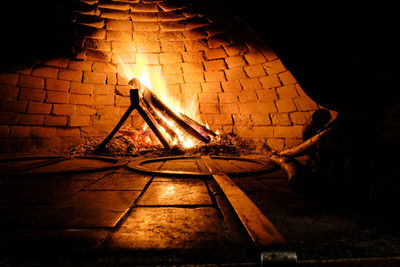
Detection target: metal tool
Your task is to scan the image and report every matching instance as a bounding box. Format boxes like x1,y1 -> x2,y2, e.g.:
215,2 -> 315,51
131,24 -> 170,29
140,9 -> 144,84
201,156 -> 297,266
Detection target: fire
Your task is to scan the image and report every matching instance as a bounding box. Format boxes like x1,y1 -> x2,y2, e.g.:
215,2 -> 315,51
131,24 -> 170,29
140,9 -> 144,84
114,49 -> 208,149
182,139 -> 194,148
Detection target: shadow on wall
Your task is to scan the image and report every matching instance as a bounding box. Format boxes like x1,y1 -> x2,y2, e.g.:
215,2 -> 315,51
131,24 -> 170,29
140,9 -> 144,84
211,0 -> 400,211
214,0 -> 400,111
0,0 -> 81,72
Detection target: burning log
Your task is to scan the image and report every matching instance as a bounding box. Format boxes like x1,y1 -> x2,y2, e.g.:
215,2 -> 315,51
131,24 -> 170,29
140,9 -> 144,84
135,99 -> 171,150
129,78 -> 212,144
180,112 -> 217,137
139,98 -> 179,141
95,79 -> 216,153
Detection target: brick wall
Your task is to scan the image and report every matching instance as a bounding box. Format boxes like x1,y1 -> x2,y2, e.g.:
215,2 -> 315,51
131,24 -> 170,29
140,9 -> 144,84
0,0 -> 334,152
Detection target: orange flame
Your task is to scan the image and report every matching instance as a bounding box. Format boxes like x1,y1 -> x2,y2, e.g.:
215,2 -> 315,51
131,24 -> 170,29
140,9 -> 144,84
114,49 -> 206,148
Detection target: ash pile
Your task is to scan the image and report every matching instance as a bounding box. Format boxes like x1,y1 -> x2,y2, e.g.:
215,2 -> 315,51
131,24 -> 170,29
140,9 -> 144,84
67,124 -> 271,158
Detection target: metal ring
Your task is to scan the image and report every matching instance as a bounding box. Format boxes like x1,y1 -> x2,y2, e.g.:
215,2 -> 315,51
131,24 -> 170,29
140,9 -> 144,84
127,156 -> 278,177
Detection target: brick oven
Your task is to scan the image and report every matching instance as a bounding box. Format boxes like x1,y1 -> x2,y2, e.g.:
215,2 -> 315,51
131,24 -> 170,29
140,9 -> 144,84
1,0 -> 400,266
0,0 -> 336,152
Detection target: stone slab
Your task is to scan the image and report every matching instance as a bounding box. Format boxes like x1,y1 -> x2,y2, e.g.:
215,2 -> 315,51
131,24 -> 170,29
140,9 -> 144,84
211,159 -> 243,173
160,159 -> 201,172
248,189 -> 400,260
152,177 -> 201,182
29,158 -> 118,173
52,191 -> 141,227
232,177 -> 271,193
85,172 -> 151,190
106,207 -> 225,250
0,191 -> 140,228
0,229 -> 109,255
137,180 -> 212,206
46,171 -> 114,181
0,179 -> 92,204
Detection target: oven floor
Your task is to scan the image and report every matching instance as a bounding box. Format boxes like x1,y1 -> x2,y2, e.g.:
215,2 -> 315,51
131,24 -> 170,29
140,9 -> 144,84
0,155 -> 399,266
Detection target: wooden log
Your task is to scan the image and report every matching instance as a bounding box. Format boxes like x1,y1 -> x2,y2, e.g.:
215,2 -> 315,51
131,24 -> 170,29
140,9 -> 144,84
135,101 -> 171,150
140,98 -> 179,141
270,120 -> 337,188
278,127 -> 331,157
144,87 -> 211,143
269,154 -> 304,187
180,113 -> 217,137
129,78 -> 211,143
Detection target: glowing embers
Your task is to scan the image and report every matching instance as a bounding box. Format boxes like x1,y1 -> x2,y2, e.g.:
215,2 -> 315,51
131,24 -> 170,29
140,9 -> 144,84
94,83 -> 215,154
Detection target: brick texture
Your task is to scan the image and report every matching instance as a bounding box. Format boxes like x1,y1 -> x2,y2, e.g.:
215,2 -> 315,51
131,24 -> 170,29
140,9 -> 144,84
0,0 -> 328,151
27,102 -> 52,114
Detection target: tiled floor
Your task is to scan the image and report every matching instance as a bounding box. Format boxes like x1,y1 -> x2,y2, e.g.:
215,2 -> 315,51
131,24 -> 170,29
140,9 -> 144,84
0,161 -> 257,265
0,157 -> 400,266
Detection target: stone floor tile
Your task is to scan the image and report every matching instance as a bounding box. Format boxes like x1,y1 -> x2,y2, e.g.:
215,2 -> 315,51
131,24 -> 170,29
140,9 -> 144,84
248,191 -> 400,260
48,170 -> 114,180
0,191 -> 141,228
0,229 -> 109,254
51,191 -> 140,227
257,177 -> 288,186
0,179 -> 92,204
106,207 -> 225,250
161,159 -> 201,172
29,158 -> 121,174
0,206 -> 58,228
84,172 -> 151,190
137,181 -> 212,206
253,169 -> 287,179
211,159 -> 243,173
152,177 -> 202,182
232,177 -> 271,192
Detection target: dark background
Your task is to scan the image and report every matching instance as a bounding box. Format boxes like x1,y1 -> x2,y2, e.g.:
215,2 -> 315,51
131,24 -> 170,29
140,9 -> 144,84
2,1 -> 398,111
213,1 -> 399,111
1,0 -> 83,71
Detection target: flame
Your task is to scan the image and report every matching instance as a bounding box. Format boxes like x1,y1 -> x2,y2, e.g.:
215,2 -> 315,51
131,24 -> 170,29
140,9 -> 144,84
114,49 -> 205,148
182,139 -> 194,148
144,136 -> 151,144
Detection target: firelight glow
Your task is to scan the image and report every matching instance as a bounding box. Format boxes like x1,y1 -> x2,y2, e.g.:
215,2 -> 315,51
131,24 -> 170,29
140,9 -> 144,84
114,49 -> 206,148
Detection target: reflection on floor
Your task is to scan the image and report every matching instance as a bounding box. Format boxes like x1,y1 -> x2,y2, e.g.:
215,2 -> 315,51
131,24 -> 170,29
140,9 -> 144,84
1,156 -> 399,266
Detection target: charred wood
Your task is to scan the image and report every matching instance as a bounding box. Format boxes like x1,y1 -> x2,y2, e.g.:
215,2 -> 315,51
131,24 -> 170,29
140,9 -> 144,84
129,78 -> 212,144
140,98 -> 179,141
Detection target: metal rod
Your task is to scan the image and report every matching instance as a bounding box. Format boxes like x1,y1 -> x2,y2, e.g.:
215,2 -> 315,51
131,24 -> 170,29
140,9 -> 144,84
94,89 -> 171,153
136,102 -> 171,150
94,105 -> 135,153
200,156 -> 297,266
140,98 -> 178,140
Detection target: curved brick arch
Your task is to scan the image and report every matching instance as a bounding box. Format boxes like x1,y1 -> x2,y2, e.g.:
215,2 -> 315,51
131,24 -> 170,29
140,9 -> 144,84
0,0 -> 334,152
